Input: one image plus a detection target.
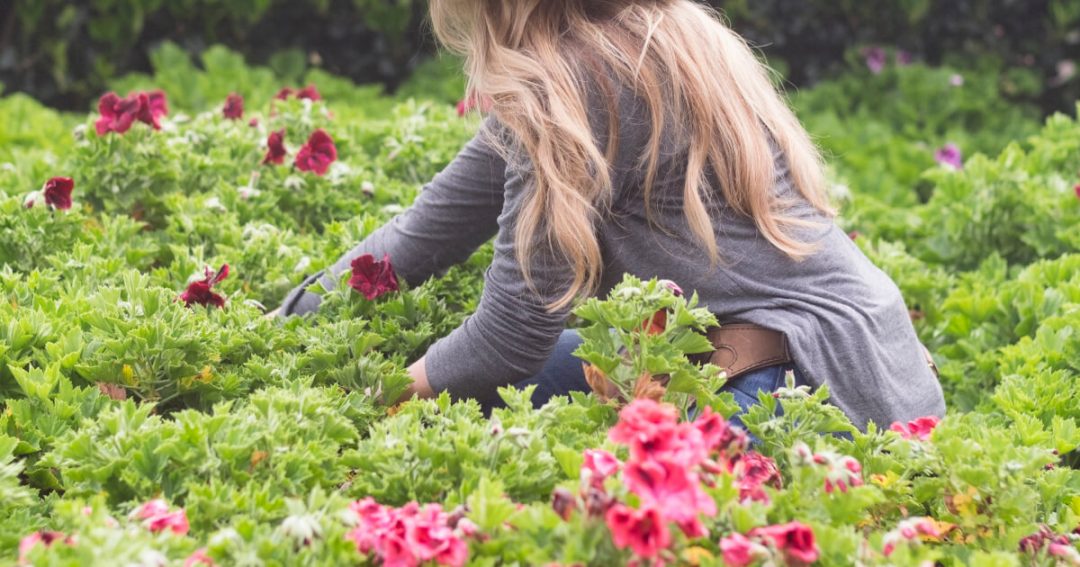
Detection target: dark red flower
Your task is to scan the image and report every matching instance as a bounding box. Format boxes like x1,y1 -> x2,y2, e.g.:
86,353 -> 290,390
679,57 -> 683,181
347,254 -> 399,300
275,87 -> 294,100
179,264 -> 230,309
95,92 -> 141,135
296,85 -> 322,101
295,129 -> 337,175
248,118 -> 259,128
42,177 -> 74,210
1074,183 -> 1080,200
134,90 -> 168,130
223,93 -> 244,120
262,129 -> 287,165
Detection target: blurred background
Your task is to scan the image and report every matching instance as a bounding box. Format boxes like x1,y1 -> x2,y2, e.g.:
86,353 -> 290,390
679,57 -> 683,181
1,0 -> 1077,114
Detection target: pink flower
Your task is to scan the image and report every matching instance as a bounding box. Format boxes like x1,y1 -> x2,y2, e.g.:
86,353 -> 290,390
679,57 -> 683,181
95,92 -> 141,135
275,87 -> 294,100
623,457 -> 716,523
863,47 -> 887,74
41,177 -> 74,210
223,93 -> 244,120
347,499 -> 469,567
348,254 -> 400,300
135,90 -> 168,129
19,531 -> 73,564
950,74 -> 965,87
933,144 -> 964,171
719,532 -> 768,567
732,452 -> 782,502
131,499 -> 190,535
1074,183 -> 1080,200
883,517 -> 940,557
896,50 -> 914,66
184,548 -> 216,567
551,488 -> 577,520
582,449 -> 621,483
890,415 -> 941,441
605,504 -> 671,558
180,264 -> 230,309
751,522 -> 820,565
262,129 -> 288,165
296,85 -> 322,101
294,129 -> 337,175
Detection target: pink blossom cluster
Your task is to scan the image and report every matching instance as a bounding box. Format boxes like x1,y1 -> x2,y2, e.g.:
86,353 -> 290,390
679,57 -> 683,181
1020,525 -> 1080,565
889,415 -> 941,441
346,498 -> 476,567
881,517 -> 941,557
719,522 -> 821,566
18,531 -> 75,564
792,443 -> 864,494
574,399 -> 790,562
95,90 -> 168,135
129,499 -> 190,535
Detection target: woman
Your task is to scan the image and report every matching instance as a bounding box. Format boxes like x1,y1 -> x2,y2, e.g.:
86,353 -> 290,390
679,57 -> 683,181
279,0 -> 945,431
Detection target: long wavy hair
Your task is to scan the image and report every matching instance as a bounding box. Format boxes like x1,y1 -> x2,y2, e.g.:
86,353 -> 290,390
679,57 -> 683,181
430,0 -> 833,310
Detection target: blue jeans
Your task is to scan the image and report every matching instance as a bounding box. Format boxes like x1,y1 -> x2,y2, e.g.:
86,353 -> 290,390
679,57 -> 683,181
484,329 -> 799,429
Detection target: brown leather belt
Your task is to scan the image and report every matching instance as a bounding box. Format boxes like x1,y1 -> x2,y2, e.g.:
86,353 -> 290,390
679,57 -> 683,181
704,323 -> 792,380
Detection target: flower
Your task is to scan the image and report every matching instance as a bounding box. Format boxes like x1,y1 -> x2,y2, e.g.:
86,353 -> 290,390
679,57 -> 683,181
950,74 -> 965,87
732,452 -> 782,502
582,449 -> 621,483
183,548 -> 216,567
346,498 -> 470,567
280,514 -> 323,546
136,90 -> 169,129
751,522 -> 820,565
896,50 -> 914,66
623,457 -> 716,524
131,499 -> 190,535
296,85 -> 322,100
551,488 -> 577,520
295,129 -> 337,175
863,47 -> 887,74
610,399 -> 710,468
605,504 -> 671,558
882,517 -> 941,557
719,533 -> 769,567
35,177 -> 74,210
1074,183 -> 1080,200
890,415 -> 941,441
180,264 -> 230,309
347,254 -> 400,300
263,129 -> 288,165
275,87 -> 294,100
95,92 -> 141,135
933,144 -> 963,171
19,531 -> 73,564
223,93 -> 244,120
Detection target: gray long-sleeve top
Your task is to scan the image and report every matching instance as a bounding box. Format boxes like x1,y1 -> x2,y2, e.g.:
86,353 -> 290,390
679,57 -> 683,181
280,85 -> 946,431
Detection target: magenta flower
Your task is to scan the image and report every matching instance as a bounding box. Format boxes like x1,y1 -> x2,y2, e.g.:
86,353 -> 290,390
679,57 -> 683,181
348,254 -> 400,300
94,92 -> 141,135
863,47 -> 887,74
732,452 -> 782,503
1073,183 -> 1080,200
719,532 -> 768,567
41,177 -> 74,210
896,50 -> 914,66
262,129 -> 288,165
890,415 -> 941,441
750,522 -> 821,565
130,499 -> 190,535
605,504 -> 671,558
223,93 -> 244,120
582,449 -> 621,483
274,87 -> 294,101
183,548 -> 216,567
934,143 -> 964,170
179,264 -> 230,309
135,90 -> 169,129
295,129 -> 337,175
296,85 -> 322,101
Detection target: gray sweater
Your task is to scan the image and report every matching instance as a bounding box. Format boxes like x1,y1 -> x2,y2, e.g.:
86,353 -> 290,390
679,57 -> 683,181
281,88 -> 946,431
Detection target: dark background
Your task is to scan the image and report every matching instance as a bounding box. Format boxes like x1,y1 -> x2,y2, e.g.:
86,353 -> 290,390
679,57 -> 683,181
1,0 -> 1077,113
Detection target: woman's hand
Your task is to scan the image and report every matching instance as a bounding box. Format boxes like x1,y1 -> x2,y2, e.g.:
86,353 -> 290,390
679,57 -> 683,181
395,356 -> 436,404
265,307 -> 281,318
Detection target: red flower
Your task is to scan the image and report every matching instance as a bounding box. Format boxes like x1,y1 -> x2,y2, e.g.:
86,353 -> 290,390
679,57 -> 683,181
296,85 -> 322,100
608,399 -> 708,467
179,264 -> 230,309
136,90 -> 169,129
275,87 -> 294,100
295,129 -> 337,175
42,177 -> 74,210
582,449 -> 621,483
347,254 -> 400,300
346,498 -> 469,567
223,93 -> 244,120
130,499 -> 190,536
750,522 -> 820,565
605,504 -> 671,558
719,533 -> 768,567
623,457 -> 715,524
732,452 -> 782,503
890,415 -> 940,441
94,92 -> 141,135
1074,183 -> 1080,199
262,129 -> 288,165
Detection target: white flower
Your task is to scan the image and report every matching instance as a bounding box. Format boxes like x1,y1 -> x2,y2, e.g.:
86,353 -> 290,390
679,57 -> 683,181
294,256 -> 312,273
238,185 -> 261,200
124,549 -> 167,567
204,197 -> 226,212
23,192 -> 39,208
361,181 -> 376,196
284,175 -> 307,191
279,514 -> 323,546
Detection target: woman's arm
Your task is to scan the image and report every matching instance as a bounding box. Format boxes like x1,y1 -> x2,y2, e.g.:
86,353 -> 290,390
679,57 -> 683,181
278,118 -> 508,316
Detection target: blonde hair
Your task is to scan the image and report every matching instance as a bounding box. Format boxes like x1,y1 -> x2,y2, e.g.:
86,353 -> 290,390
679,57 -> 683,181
430,0 -> 834,310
